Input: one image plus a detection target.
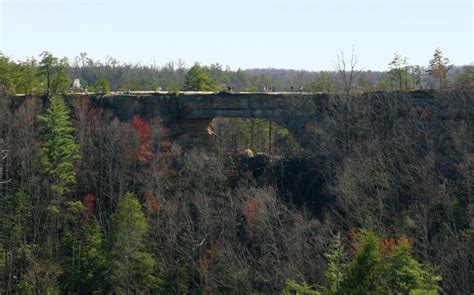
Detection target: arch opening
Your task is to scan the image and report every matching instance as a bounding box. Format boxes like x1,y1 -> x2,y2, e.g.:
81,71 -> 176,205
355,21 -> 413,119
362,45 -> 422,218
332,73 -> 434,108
210,117 -> 301,156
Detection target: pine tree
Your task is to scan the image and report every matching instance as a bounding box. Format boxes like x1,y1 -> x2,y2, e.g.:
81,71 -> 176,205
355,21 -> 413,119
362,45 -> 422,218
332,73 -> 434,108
316,231 -> 441,295
427,48 -> 452,89
39,95 -> 80,256
282,279 -> 320,295
384,237 -> 441,293
184,63 -> 219,91
61,218 -> 108,293
95,76 -> 110,93
341,230 -> 383,294
321,233 -> 347,295
39,95 -> 80,198
108,193 -> 161,293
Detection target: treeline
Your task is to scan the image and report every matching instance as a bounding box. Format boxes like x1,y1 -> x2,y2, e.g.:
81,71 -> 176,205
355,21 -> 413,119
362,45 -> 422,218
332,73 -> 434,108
1,88 -> 473,293
1,49 -> 473,96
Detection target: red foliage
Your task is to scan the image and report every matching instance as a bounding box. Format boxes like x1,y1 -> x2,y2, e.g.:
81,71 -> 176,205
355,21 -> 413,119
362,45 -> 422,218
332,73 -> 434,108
346,226 -> 358,241
380,238 -> 397,254
346,227 -> 415,257
346,227 -> 359,255
144,192 -> 160,214
398,234 -> 413,247
84,193 -> 97,213
131,116 -> 153,163
132,115 -> 151,139
159,139 -> 173,150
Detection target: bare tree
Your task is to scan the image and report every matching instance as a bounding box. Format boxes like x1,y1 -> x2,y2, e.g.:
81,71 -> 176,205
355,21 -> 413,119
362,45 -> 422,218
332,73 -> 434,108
0,143 -> 10,190
334,47 -> 362,94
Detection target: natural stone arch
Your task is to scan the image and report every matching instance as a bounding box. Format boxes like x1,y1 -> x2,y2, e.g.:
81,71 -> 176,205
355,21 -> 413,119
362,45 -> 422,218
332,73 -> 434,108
70,90 -> 440,151
84,91 -> 325,150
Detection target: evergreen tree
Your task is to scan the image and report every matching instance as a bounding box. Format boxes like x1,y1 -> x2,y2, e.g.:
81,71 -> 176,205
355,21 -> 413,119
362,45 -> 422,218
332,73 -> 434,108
282,279 -> 320,295
108,193 -> 161,293
61,218 -> 108,293
427,48 -> 452,89
39,94 -> 80,255
39,95 -> 80,198
384,237 -> 441,294
315,231 -> 441,295
184,63 -> 219,91
95,76 -> 111,93
341,231 -> 383,294
321,233 -> 347,295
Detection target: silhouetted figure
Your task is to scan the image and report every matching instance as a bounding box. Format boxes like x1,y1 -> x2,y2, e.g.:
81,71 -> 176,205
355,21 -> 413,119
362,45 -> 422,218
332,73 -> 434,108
290,86 -> 294,92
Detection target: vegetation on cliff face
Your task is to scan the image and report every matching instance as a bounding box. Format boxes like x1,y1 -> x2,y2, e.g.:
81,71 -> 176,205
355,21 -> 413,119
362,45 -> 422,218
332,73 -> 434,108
0,51 -> 473,294
284,230 -> 440,294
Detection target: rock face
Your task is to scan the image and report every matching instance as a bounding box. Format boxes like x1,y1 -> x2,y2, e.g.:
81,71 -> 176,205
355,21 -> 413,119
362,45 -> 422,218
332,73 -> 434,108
78,91 -> 330,149
67,90 -> 445,150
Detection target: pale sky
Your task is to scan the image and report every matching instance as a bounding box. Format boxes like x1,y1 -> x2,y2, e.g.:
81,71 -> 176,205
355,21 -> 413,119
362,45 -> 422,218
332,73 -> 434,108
0,0 -> 472,70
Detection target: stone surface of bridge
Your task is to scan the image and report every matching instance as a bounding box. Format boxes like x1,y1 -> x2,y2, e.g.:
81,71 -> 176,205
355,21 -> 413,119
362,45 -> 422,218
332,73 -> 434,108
81,91 -> 332,148
72,90 -> 439,149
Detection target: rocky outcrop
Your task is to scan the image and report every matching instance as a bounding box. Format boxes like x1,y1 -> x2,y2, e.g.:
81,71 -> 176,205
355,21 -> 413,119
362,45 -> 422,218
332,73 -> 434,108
66,90 -> 455,150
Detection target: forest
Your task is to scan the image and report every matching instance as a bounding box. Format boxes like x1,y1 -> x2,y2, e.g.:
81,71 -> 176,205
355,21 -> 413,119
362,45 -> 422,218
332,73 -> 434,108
0,49 -> 473,294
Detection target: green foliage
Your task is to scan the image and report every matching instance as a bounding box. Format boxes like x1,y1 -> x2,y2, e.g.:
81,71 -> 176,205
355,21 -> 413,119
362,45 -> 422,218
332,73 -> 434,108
4,191 -> 30,241
18,282 -> 60,295
384,239 -> 441,294
3,191 -> 31,291
388,52 -> 411,91
39,51 -> 71,96
321,233 -> 347,295
126,78 -> 141,91
318,231 -> 441,295
342,230 -> 383,294
19,250 -> 63,295
213,118 -> 300,155
0,54 -> 42,95
0,53 -> 18,95
184,63 -> 219,91
427,48 -> 452,89
61,219 -> 108,293
357,72 -> 374,93
312,71 -> 334,93
95,76 -> 110,93
168,84 -> 180,95
39,95 -> 80,196
244,86 -> 258,92
282,279 -> 320,295
455,66 -> 474,89
108,193 -> 161,293
17,280 -> 34,294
